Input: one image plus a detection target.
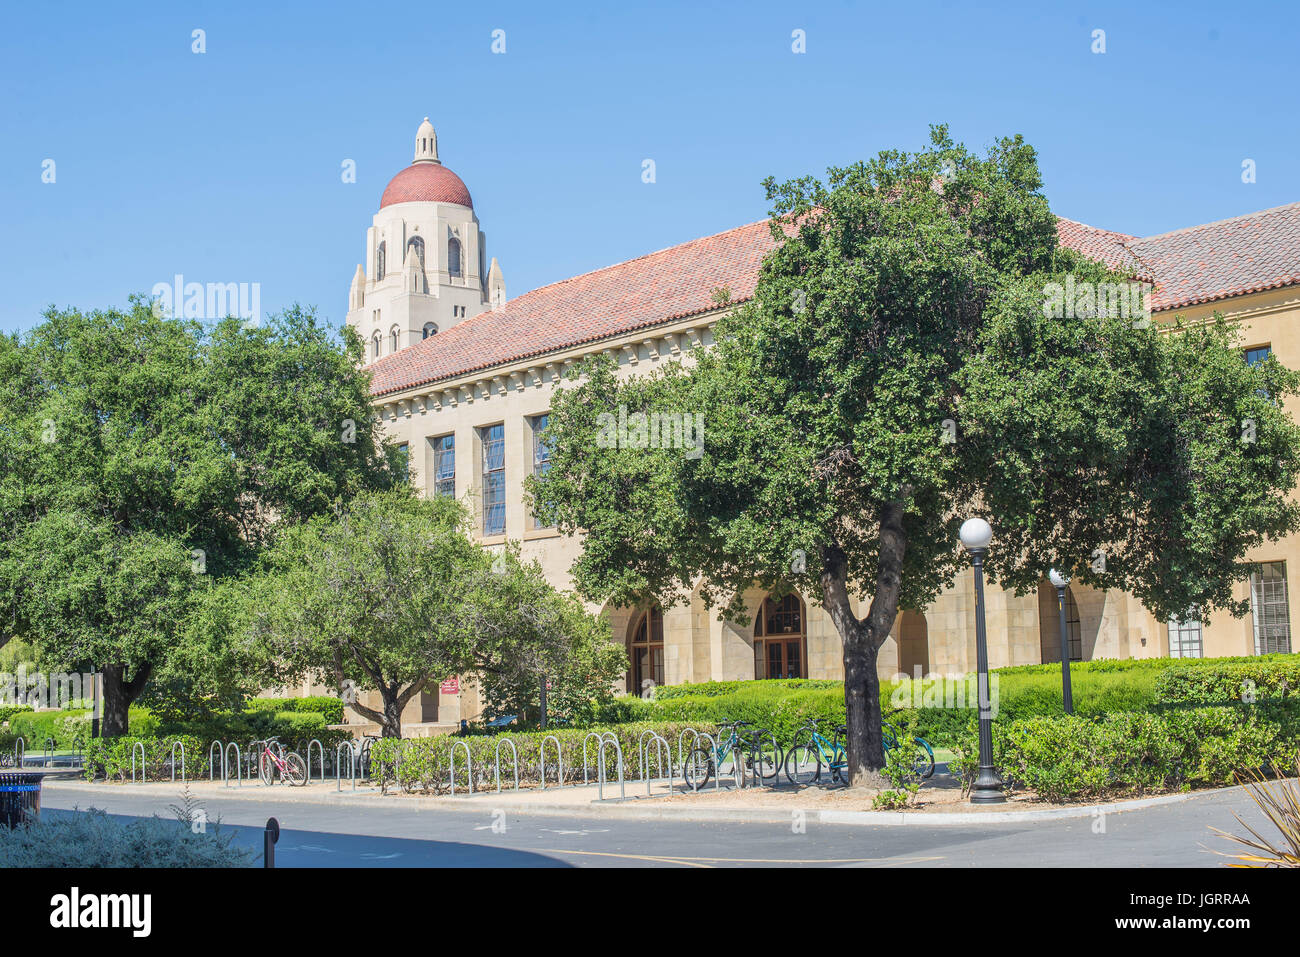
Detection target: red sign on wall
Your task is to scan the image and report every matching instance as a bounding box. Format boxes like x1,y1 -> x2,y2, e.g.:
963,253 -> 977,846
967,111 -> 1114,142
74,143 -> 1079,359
439,677 -> 460,695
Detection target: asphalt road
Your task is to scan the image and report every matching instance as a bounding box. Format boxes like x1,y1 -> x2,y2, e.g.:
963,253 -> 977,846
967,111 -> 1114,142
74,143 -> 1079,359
34,782 -> 1272,868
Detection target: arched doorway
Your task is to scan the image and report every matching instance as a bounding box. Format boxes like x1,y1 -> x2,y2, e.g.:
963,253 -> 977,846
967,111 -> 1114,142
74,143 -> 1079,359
627,607 -> 664,694
898,610 -> 929,678
753,593 -> 807,679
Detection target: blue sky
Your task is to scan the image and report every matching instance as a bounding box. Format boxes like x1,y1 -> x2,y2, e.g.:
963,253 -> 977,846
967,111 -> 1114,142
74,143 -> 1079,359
1,0 -> 1296,334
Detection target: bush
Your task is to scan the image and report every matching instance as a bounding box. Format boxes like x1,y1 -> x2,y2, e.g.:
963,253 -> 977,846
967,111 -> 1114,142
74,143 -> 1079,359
370,722 -> 717,794
244,696 -> 346,724
9,708 -> 158,750
0,705 -> 33,726
0,808 -> 252,867
976,701 -> 1300,803
1154,659 -> 1300,706
84,735 -> 211,783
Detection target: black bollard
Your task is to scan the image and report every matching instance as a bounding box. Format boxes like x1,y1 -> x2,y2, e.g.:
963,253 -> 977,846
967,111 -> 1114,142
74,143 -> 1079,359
264,816 -> 280,868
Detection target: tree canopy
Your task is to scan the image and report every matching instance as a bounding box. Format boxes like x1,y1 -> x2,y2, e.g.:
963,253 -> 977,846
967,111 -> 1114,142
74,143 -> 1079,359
531,126 -> 1300,784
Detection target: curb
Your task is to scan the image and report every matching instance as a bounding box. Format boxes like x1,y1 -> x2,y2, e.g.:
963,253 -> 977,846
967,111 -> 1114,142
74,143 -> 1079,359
40,778 -> 1210,826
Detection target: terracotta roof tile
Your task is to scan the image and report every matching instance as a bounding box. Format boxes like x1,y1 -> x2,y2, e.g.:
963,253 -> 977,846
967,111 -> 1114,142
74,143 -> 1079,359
368,204 -> 1300,397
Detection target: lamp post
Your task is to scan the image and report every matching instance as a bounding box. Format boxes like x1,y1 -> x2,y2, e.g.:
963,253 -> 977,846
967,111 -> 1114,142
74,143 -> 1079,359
1049,569 -> 1075,715
960,518 -> 1005,805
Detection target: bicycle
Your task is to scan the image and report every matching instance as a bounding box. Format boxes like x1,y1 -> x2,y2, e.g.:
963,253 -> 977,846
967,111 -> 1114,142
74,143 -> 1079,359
883,714 -> 935,780
257,737 -> 307,786
682,720 -> 782,790
783,718 -> 853,787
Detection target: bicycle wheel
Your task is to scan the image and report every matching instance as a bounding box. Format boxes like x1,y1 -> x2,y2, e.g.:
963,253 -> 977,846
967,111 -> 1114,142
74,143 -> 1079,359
284,752 -> 307,787
751,734 -> 783,781
682,745 -> 715,791
783,742 -> 821,786
912,738 -> 935,780
258,753 -> 274,786
831,760 -> 854,787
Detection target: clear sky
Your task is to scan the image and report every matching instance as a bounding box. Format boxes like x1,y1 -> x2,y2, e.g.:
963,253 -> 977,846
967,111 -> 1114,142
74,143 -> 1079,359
2,0 -> 1297,334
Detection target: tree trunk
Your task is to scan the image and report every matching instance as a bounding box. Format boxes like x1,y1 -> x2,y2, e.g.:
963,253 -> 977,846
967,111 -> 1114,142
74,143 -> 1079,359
821,499 -> 908,788
100,662 -> 152,737
344,676 -> 431,739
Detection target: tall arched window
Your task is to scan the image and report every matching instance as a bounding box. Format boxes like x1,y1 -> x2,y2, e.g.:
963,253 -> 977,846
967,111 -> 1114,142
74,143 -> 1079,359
371,331 -> 381,359
447,237 -> 462,278
407,235 -> 425,270
627,607 -> 664,693
389,326 -> 400,353
753,593 -> 806,679
375,241 -> 386,281
422,322 -> 437,340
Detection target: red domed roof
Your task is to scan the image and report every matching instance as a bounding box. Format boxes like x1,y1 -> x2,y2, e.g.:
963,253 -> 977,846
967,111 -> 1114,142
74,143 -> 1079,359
380,162 -> 473,209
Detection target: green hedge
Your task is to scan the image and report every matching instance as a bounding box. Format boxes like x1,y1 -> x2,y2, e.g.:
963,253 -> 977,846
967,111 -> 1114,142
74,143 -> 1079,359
961,701 -> 1300,803
1154,659 -> 1300,706
84,735 -> 212,782
244,696 -> 346,724
9,708 -> 158,750
370,722 -> 718,794
0,705 -> 33,725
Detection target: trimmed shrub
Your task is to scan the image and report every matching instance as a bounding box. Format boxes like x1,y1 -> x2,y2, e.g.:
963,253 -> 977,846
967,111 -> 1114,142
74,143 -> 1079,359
10,708 -> 158,750
370,722 -> 718,794
0,705 -> 33,726
973,701 -> 1300,803
1154,659 -> 1300,706
244,696 -> 346,724
84,735 -> 211,783
0,808 -> 252,867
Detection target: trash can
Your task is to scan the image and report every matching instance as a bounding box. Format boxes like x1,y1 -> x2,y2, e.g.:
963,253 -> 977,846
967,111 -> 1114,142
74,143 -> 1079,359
0,771 -> 45,828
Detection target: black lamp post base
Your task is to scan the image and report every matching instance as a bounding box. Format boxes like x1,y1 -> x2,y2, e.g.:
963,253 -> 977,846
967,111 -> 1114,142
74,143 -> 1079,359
970,769 -> 1006,804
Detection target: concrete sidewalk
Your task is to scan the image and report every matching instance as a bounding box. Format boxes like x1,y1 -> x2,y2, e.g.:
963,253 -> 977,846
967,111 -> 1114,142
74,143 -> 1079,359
41,774 -> 1206,826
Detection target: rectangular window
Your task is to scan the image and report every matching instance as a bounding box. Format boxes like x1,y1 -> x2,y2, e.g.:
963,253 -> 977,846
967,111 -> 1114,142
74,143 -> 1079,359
1168,616 -> 1203,659
1245,346 -> 1272,366
532,413 -> 552,528
431,434 -> 455,498
395,442 -> 410,478
481,423 -> 505,536
1250,561 -> 1292,654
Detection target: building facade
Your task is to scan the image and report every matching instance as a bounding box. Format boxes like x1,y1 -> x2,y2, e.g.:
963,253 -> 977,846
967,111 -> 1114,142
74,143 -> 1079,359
340,119 -> 1300,731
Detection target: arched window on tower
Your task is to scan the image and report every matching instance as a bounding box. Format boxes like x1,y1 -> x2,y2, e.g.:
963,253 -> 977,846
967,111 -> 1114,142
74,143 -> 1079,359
375,241 -> 386,281
447,237 -> 462,278
422,322 -> 437,340
389,326 -> 400,353
407,235 -> 425,270
371,331 -> 381,359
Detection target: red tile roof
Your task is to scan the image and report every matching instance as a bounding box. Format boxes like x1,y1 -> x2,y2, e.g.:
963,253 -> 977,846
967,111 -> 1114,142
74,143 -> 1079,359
368,203 -> 1300,398
380,162 -> 473,209
1127,201 -> 1300,311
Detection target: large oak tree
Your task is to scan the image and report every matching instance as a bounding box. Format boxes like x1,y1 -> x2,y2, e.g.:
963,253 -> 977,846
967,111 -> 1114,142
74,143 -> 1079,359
531,127 -> 1300,786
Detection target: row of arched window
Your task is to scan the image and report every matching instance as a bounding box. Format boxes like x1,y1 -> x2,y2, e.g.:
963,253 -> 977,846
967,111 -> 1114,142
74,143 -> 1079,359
374,236 -> 461,281
371,322 -> 440,359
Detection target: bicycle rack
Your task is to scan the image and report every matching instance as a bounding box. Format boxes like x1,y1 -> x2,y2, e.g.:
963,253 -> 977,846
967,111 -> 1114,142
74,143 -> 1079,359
449,739 -> 472,796
130,741 -> 146,783
170,740 -> 186,783
14,737 -> 25,769
42,737 -> 56,767
494,737 -> 519,793
581,731 -> 604,785
305,739 -> 325,783
208,740 -> 225,782
539,734 -> 562,790
248,739 -> 266,785
335,741 -> 356,791
595,732 -> 624,801
641,732 -> 672,798
678,727 -> 700,770
223,742 -> 242,788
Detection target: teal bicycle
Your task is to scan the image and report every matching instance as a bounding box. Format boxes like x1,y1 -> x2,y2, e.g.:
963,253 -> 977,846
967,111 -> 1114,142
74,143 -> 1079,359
784,718 -> 935,785
682,720 -> 782,789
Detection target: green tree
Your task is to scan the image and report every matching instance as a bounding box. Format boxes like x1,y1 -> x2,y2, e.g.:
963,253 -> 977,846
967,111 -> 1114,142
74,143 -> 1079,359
530,126 -> 1300,786
243,491 -> 612,737
0,300 -> 401,734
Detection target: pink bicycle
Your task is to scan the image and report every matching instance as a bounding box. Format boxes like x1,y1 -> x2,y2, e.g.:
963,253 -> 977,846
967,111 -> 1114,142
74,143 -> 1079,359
257,738 -> 307,786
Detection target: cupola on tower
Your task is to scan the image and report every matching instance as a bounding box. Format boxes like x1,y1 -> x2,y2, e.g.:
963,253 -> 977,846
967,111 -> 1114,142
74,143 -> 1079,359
347,118 -> 507,361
